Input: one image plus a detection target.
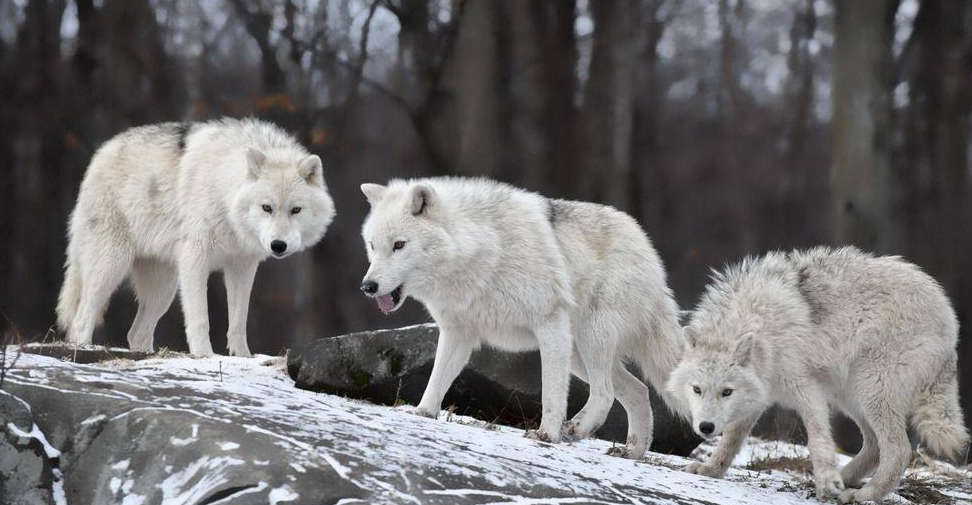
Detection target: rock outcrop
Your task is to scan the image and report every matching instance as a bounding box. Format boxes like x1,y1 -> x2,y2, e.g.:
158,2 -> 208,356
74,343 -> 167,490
287,323 -> 701,455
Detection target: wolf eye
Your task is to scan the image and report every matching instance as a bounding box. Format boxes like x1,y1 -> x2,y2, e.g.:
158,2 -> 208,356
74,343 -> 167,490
393,241 -> 406,251
692,386 -> 701,395
261,205 -> 272,214
291,206 -> 302,215
722,388 -> 733,397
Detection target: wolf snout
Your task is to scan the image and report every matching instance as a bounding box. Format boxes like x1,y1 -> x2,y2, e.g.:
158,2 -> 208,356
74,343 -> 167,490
698,421 -> 715,435
361,280 -> 379,295
270,240 -> 288,255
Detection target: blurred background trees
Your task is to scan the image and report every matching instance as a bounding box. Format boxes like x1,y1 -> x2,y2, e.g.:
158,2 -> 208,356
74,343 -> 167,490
0,0 -> 969,440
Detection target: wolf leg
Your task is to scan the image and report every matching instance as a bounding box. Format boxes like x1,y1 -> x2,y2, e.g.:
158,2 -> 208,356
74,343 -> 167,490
562,326 -> 616,443
794,383 -> 844,499
414,325 -> 475,418
605,362 -> 653,459
127,258 -> 177,352
839,408 -> 911,503
526,309 -> 572,443
69,234 -> 132,345
685,410 -> 760,478
224,259 -> 259,357
840,411 -> 879,488
177,247 -> 214,357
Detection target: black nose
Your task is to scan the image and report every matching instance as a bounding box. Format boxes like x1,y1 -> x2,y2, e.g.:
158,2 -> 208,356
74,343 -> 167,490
361,280 -> 378,295
270,240 -> 287,254
699,422 -> 715,435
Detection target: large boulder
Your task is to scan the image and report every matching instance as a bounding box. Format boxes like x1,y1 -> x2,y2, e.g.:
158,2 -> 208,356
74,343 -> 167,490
2,347 -> 827,505
287,323 -> 701,456
0,390 -> 55,505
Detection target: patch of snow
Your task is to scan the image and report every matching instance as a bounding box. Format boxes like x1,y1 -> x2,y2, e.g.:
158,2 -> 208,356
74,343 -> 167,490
268,485 -> 299,504
81,413 -> 106,425
111,459 -> 131,470
110,477 -> 122,494
52,468 -> 68,505
121,494 -> 145,505
218,441 -> 240,451
289,462 -> 306,473
205,482 -> 269,505
169,435 -> 197,446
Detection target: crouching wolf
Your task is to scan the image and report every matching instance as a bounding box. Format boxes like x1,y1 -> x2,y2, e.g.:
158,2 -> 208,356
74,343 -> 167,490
359,177 -> 685,458
666,247 -> 968,503
57,118 -> 335,357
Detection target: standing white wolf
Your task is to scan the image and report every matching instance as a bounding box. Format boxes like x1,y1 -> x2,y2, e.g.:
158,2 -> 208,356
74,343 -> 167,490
666,247 -> 968,503
358,177 -> 685,458
57,118 -> 335,357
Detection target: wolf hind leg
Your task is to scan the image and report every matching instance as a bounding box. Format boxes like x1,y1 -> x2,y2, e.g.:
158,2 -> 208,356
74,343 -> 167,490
840,411 -> 880,488
561,322 -> 617,444
839,414 -> 910,503
68,233 -> 132,346
838,379 -> 912,503
127,258 -> 177,352
605,361 -> 653,460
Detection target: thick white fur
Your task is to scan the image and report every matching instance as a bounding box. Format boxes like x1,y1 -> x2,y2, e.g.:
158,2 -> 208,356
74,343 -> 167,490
360,177 -> 685,458
666,247 -> 968,503
57,118 -> 335,357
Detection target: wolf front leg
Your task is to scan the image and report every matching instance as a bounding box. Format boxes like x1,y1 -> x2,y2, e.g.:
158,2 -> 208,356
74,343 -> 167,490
224,259 -> 259,357
178,247 -> 215,357
414,325 -> 475,418
685,410 -> 760,478
526,309 -> 572,443
795,383 -> 844,499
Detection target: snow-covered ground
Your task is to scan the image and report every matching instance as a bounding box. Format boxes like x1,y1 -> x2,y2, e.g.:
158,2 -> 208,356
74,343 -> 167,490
3,349 -> 970,504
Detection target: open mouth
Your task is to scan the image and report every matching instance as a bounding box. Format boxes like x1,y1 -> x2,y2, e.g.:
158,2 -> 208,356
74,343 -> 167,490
376,285 -> 403,314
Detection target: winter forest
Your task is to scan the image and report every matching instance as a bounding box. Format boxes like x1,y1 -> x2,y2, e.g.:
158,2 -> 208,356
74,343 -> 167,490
0,0 -> 970,447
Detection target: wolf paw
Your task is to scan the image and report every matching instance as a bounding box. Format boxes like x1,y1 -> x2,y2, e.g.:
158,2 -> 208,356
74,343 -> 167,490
408,406 -> 438,419
837,487 -> 874,504
560,420 -> 583,442
814,469 -> 845,499
605,446 -> 632,459
524,428 -> 561,444
227,344 -> 252,358
683,461 -> 725,478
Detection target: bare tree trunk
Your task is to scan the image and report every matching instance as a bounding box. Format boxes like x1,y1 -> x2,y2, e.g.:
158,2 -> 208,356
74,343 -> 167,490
830,0 -> 897,251
452,0 -> 511,179
582,0 -> 642,210
508,0 -> 577,192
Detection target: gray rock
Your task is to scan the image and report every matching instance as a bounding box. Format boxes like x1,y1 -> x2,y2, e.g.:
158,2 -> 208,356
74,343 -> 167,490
287,323 -> 701,456
4,348 -> 824,505
0,391 -> 55,505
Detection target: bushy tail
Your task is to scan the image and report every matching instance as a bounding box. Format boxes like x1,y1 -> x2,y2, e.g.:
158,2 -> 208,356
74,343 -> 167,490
629,303 -> 691,421
912,373 -> 969,461
56,255 -> 81,333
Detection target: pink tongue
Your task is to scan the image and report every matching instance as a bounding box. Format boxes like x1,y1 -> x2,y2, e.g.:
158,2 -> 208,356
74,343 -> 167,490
376,294 -> 395,314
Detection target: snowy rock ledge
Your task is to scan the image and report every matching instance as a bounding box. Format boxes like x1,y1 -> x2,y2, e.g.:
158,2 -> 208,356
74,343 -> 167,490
2,346 -> 969,505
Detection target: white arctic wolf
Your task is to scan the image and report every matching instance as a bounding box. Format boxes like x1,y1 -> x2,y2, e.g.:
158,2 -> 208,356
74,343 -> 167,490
359,177 -> 685,458
56,118 -> 335,357
666,247 -> 968,503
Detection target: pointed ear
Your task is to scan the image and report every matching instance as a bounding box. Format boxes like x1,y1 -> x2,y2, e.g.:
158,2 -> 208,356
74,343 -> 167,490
683,326 -> 698,349
246,147 -> 266,179
298,154 -> 323,185
732,332 -> 758,367
360,183 -> 387,206
409,184 -> 436,216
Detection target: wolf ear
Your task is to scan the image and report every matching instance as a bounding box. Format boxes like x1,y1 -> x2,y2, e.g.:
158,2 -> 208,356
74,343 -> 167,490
683,326 -> 698,349
360,183 -> 387,206
409,184 -> 436,216
246,147 -> 266,179
732,332 -> 758,367
298,154 -> 323,186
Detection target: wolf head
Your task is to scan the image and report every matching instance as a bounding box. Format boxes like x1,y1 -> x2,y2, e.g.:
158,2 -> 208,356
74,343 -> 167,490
665,326 -> 770,439
359,181 -> 451,314
231,147 -> 335,258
